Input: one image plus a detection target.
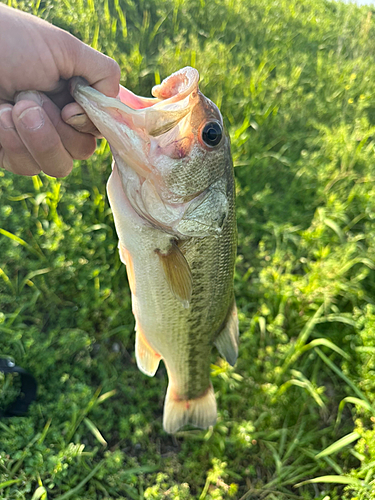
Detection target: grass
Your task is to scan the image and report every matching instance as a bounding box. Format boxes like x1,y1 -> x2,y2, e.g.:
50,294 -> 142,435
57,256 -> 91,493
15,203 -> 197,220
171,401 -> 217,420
1,0 -> 375,498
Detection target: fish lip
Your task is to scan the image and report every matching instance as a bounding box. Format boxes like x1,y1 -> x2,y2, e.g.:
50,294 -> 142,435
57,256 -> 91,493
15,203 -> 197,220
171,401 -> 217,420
69,76 -> 87,97
70,76 -> 128,112
151,66 -> 199,101
70,66 -> 200,114
70,77 -> 154,177
69,76 -> 193,138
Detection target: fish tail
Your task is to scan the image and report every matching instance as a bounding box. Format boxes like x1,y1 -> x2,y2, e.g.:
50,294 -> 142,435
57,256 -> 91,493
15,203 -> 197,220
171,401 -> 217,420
163,384 -> 217,434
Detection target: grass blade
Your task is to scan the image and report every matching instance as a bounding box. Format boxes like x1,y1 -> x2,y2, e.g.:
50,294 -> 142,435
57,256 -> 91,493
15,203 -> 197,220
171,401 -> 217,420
0,228 -> 42,258
31,486 -> 47,500
279,304 -> 325,378
295,475 -> 367,488
20,268 -> 52,291
0,267 -> 15,293
302,338 -> 350,360
315,348 -> 372,406
336,397 -> 374,427
84,418 -> 107,447
38,419 -> 52,445
315,432 -> 361,459
0,479 -> 21,489
97,389 -> 116,404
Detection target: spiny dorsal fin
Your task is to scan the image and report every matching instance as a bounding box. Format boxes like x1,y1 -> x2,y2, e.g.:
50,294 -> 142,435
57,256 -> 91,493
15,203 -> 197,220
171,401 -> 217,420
156,240 -> 192,308
214,300 -> 239,366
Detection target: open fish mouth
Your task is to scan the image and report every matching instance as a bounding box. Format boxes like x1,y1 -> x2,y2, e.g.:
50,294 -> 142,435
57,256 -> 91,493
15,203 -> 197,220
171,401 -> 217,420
70,68 -> 199,176
70,66 -> 199,111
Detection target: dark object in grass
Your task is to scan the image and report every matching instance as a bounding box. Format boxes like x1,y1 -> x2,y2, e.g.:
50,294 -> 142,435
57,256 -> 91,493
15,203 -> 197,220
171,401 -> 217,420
0,358 -> 37,417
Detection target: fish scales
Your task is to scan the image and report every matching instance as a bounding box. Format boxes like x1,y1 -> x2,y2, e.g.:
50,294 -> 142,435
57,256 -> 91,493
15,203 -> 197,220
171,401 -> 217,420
71,67 -> 238,433
130,205 -> 235,400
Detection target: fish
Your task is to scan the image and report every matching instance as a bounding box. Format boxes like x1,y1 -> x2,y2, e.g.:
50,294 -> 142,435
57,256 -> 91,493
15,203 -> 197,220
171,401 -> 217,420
70,67 -> 238,434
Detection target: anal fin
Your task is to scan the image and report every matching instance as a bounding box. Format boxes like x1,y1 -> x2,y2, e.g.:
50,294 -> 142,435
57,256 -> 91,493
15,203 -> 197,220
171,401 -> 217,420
214,300 -> 239,366
163,384 -> 217,434
135,328 -> 161,377
156,240 -> 192,308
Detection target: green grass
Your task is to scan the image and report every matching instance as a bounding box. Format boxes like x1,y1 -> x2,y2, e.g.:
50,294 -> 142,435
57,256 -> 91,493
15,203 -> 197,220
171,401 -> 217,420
1,0 -> 375,498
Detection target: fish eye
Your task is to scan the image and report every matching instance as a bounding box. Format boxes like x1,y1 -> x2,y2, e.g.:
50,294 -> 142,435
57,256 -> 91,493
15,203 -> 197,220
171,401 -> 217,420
201,122 -> 223,147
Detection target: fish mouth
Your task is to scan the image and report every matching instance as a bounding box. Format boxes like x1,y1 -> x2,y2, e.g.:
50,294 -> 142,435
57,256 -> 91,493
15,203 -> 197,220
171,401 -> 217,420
70,68 -> 199,176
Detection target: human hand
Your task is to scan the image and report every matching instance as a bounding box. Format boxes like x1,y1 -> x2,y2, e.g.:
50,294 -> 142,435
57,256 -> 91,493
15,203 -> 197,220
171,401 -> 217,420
0,4 -> 120,177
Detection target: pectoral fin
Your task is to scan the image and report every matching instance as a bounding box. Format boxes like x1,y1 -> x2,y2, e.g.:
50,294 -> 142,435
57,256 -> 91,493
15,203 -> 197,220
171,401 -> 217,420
135,327 -> 161,377
156,241 -> 192,308
214,300 -> 239,366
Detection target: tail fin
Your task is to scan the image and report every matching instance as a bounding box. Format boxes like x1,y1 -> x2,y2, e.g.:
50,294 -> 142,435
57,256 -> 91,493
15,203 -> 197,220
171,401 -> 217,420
163,384 -> 217,434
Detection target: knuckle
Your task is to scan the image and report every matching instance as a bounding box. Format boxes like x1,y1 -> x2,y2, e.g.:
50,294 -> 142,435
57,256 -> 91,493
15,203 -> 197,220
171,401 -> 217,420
110,62 -> 121,96
111,60 -> 121,81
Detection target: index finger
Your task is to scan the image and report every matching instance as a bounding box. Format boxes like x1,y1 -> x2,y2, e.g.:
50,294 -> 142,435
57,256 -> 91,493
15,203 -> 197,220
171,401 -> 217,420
65,32 -> 121,98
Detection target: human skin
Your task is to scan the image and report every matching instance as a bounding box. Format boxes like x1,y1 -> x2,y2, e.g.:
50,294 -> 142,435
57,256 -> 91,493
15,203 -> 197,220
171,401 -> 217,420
0,3 -> 120,177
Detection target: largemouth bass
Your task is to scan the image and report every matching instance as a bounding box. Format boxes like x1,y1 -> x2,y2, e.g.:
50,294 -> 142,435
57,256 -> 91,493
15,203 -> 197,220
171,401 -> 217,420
71,67 -> 238,433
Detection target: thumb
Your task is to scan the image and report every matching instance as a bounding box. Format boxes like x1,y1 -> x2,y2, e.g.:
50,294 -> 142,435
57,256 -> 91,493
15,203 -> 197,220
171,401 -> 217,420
62,101 -> 101,136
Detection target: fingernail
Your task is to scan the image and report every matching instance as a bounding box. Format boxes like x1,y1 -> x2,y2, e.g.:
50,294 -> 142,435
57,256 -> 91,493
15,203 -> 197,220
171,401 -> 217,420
14,91 -> 44,106
65,113 -> 88,127
19,107 -> 44,130
0,107 -> 14,130
65,113 -> 98,135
